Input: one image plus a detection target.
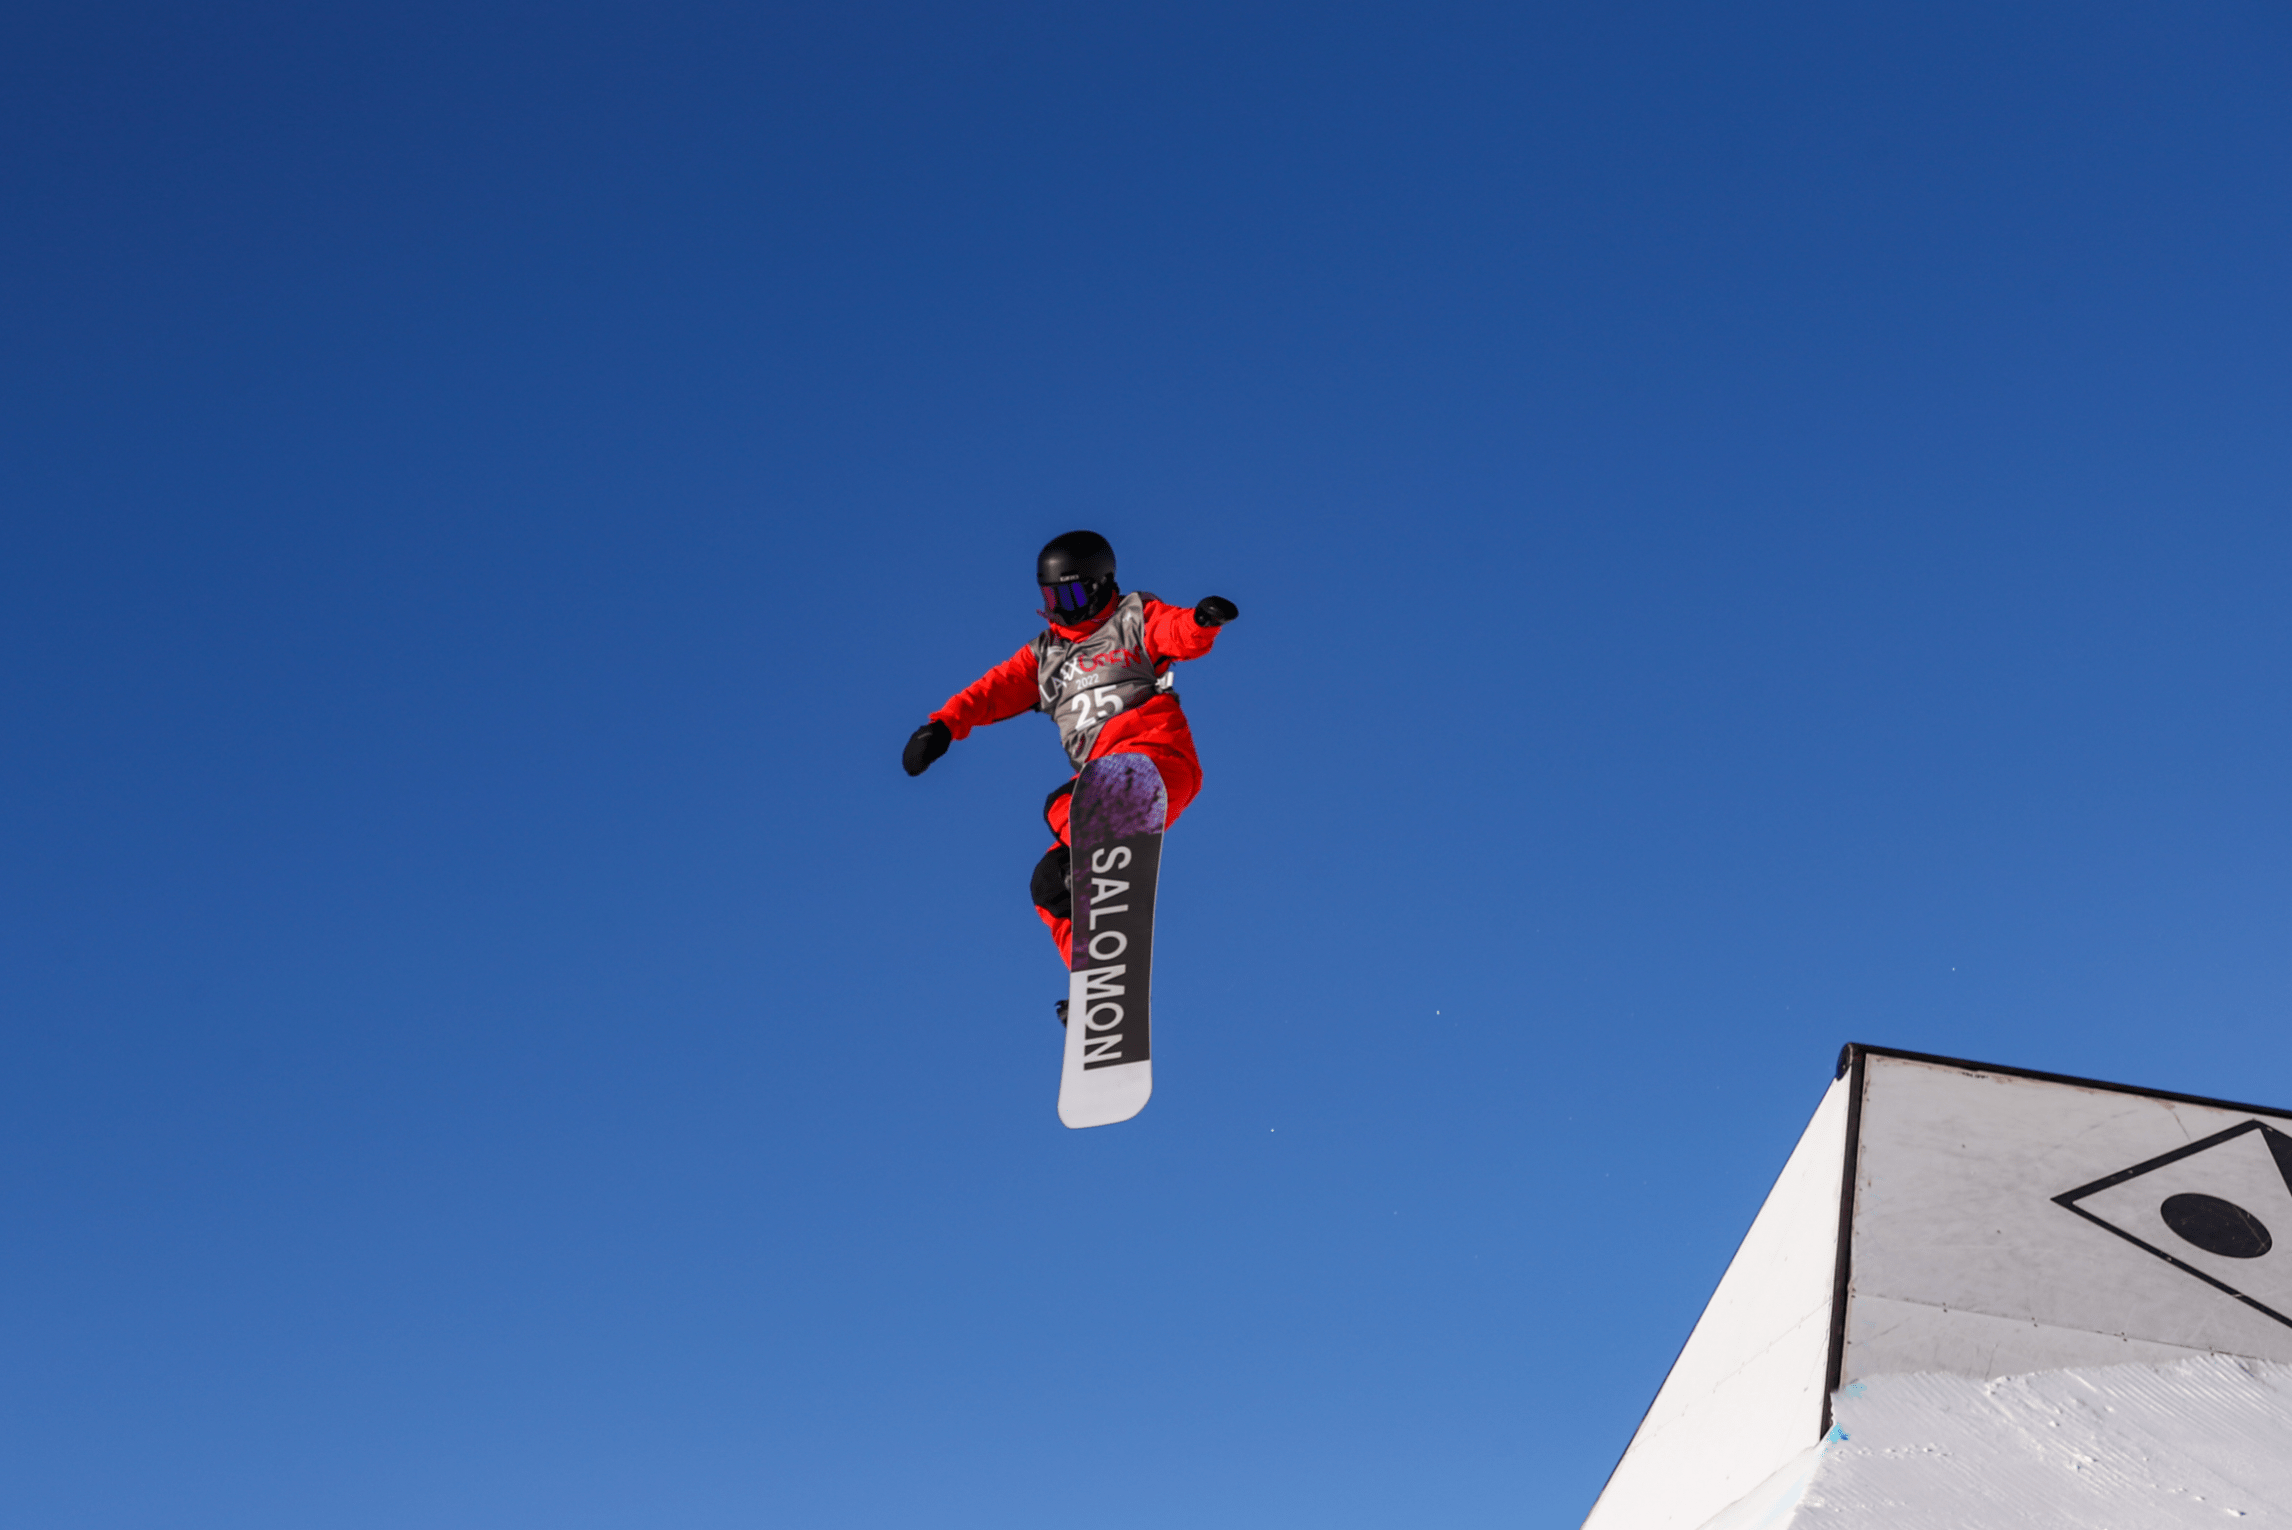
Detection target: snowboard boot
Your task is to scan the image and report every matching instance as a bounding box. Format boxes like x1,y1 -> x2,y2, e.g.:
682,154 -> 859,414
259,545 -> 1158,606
1030,843 -> 1073,921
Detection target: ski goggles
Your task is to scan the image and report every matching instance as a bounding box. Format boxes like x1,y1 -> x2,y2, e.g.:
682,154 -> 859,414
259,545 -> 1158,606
1039,575 -> 1112,621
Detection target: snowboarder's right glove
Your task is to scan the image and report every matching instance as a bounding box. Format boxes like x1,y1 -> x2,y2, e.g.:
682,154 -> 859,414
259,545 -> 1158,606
1193,595 -> 1239,627
903,719 -> 953,776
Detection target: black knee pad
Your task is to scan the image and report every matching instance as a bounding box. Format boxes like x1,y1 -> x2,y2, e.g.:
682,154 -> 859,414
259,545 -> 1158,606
1030,843 -> 1073,920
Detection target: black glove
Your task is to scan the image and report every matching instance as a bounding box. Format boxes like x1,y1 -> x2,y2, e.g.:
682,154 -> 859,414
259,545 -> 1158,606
1193,595 -> 1239,628
903,719 -> 953,776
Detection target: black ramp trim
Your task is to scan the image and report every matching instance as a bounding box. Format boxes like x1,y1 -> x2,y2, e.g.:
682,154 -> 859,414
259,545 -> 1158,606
1820,1044 -> 1868,1438
1849,1044 -> 2292,1123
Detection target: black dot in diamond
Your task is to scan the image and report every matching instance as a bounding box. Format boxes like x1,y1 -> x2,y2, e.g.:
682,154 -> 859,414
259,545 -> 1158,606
2161,1193 -> 2273,1259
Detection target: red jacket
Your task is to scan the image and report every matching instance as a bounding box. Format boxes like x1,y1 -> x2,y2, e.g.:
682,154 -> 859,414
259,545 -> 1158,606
931,594 -> 1219,818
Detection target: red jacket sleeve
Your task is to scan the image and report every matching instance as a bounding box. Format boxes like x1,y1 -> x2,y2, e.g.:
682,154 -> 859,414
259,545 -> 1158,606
1142,598 -> 1219,665
930,643 -> 1040,739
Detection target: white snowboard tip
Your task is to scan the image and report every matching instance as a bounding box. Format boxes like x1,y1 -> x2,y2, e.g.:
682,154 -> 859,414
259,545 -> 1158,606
1057,1061 -> 1152,1129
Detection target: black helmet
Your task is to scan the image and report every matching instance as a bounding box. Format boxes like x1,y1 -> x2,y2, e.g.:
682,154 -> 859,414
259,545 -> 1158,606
1036,530 -> 1118,623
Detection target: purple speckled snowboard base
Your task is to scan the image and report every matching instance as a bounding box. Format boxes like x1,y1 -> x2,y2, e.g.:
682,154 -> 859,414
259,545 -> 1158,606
1057,753 -> 1165,1129
1068,751 -> 1167,847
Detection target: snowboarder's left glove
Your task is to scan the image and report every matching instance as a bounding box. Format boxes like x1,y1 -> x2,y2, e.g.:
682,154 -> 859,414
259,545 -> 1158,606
903,719 -> 953,776
1194,595 -> 1239,627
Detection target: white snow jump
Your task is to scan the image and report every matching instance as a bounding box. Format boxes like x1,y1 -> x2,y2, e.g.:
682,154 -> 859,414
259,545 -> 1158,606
1581,1045 -> 2292,1530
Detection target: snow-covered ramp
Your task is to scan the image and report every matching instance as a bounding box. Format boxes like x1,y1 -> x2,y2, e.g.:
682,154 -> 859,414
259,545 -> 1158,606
1583,1046 -> 2292,1530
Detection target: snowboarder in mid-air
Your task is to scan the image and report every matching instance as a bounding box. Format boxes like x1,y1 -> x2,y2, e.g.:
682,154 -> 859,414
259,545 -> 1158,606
903,531 -> 1238,1027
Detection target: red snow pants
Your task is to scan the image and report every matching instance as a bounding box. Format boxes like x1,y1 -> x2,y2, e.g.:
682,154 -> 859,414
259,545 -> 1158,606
1036,740 -> 1199,964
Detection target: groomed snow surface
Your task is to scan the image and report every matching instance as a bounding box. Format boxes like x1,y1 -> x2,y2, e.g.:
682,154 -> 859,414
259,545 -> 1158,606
1701,1354 -> 2292,1529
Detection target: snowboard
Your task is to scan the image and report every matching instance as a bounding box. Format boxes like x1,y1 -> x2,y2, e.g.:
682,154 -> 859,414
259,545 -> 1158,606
1057,752 -> 1165,1128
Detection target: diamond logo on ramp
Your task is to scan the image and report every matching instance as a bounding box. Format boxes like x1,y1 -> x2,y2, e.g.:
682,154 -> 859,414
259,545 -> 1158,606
2056,1120 -> 2292,1329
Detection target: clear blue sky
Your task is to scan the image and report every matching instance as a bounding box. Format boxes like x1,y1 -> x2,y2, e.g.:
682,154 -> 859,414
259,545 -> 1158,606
3,3 -> 2287,1526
